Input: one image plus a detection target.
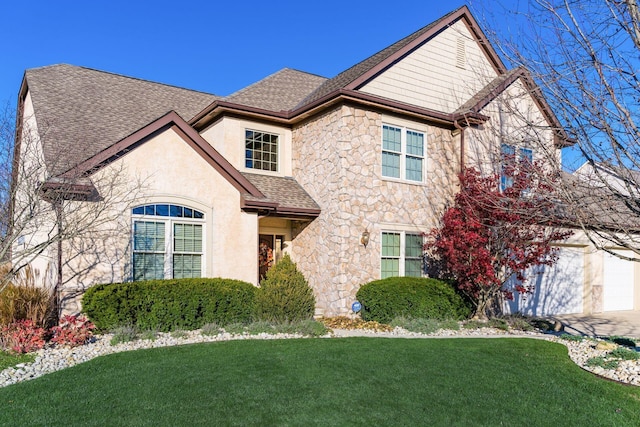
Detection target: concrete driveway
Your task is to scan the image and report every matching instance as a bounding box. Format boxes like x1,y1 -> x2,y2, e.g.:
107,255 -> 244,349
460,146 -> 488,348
554,311 -> 640,339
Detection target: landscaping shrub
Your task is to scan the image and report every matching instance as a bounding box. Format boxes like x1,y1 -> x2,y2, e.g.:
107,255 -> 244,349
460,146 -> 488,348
356,277 -> 471,324
110,325 -> 139,346
608,347 -> 640,361
82,278 -> 256,332
49,315 -> 95,347
586,356 -> 619,370
254,255 -> 315,322
559,333 -> 585,342
0,320 -> 46,353
0,280 -> 53,328
609,336 -> 637,348
390,316 -> 460,334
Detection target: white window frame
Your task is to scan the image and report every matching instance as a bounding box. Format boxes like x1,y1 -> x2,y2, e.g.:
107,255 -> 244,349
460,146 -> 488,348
500,144 -> 533,191
131,205 -> 205,280
380,231 -> 424,279
245,129 -> 279,172
382,124 -> 426,183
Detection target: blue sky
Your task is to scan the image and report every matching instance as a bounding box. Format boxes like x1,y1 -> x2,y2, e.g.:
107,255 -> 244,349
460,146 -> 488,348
0,0 -> 582,169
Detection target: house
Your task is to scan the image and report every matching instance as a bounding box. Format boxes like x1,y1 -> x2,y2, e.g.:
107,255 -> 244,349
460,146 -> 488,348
12,6 -> 640,317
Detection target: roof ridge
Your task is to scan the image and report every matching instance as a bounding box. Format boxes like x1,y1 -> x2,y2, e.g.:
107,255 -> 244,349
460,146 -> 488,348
29,63 -> 219,98
224,68 -> 326,100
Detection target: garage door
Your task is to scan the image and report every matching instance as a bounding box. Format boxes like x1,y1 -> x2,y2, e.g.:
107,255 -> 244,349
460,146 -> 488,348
603,250 -> 635,311
504,247 -> 584,316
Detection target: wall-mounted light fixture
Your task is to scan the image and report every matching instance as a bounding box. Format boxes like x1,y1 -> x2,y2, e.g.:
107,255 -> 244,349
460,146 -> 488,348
360,229 -> 370,248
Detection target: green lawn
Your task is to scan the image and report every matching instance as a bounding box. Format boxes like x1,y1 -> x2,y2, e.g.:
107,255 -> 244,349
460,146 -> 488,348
0,351 -> 34,371
1,338 -> 639,426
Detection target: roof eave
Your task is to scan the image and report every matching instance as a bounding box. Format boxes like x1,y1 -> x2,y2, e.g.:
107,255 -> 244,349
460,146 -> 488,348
62,110 -> 265,199
344,6 -> 507,92
241,197 -> 321,218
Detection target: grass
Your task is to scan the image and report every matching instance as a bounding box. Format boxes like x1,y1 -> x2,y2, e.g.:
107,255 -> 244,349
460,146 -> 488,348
0,351 -> 35,371
1,338 -> 640,426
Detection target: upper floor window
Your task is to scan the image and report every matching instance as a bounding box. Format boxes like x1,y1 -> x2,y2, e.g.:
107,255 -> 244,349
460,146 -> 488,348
245,130 -> 278,172
500,144 -> 533,191
382,125 -> 425,182
131,204 -> 204,281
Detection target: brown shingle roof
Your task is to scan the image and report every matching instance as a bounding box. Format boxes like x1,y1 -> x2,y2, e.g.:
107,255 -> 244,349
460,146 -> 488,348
295,7 -> 467,110
24,64 -> 218,176
225,68 -> 326,112
241,172 -> 320,214
455,67 -> 524,114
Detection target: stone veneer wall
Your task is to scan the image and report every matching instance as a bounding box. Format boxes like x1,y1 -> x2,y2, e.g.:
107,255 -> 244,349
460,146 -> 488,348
291,104 -> 459,316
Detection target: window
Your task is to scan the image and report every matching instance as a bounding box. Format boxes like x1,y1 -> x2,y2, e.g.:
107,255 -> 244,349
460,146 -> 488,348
382,125 -> 425,182
245,130 -> 278,172
500,144 -> 533,191
381,231 -> 424,279
132,204 -> 204,281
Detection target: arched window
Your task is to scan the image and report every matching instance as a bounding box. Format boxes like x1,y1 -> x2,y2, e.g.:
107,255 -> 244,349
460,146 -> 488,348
131,204 -> 205,281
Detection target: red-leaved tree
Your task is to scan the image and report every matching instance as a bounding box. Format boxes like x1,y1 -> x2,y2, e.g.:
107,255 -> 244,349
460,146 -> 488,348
428,163 -> 573,319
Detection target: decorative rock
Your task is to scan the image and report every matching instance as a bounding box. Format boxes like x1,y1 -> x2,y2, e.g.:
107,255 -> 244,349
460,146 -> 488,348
1,326 -> 639,388
596,341 -> 618,351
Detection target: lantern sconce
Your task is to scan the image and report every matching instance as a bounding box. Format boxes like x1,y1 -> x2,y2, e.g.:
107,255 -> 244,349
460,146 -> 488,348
360,229 -> 370,248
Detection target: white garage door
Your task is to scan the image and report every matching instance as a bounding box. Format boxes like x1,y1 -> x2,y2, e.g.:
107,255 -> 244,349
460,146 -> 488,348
504,247 -> 584,316
603,250 -> 635,311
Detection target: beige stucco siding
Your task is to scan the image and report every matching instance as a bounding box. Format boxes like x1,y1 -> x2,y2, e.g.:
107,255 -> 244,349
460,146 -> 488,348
55,127 -> 259,313
291,105 -> 459,316
360,20 -> 498,113
200,117 -> 292,176
465,79 -> 559,172
11,91 -> 58,288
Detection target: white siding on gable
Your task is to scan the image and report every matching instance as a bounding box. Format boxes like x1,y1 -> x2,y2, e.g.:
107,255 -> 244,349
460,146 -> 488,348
359,20 -> 498,113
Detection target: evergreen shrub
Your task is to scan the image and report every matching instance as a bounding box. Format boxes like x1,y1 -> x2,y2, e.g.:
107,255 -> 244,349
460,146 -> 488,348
82,278 -> 256,332
356,277 -> 471,324
254,255 -> 315,322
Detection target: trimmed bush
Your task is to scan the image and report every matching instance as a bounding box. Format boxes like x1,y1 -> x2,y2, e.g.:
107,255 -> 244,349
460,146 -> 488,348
254,255 -> 315,322
82,278 -> 256,332
356,277 -> 471,324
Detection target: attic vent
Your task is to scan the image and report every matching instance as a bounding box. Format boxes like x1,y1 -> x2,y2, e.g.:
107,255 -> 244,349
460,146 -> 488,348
456,37 -> 466,69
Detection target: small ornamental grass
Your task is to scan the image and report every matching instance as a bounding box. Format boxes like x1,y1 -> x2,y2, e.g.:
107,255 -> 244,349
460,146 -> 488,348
608,347 -> 639,361
221,320 -> 327,337
200,323 -> 221,336
586,356 -> 620,370
109,325 -> 139,346
0,265 -> 54,328
559,333 -> 585,342
390,317 -> 460,335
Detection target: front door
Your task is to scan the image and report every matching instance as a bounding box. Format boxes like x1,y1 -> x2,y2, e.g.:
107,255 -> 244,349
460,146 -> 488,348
258,234 -> 285,281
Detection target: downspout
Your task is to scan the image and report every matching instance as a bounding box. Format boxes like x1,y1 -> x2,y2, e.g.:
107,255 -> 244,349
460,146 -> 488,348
454,118 -> 465,174
54,200 -> 63,322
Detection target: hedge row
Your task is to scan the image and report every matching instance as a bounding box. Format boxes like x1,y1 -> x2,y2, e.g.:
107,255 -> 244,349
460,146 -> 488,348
356,277 -> 471,323
82,278 -> 256,332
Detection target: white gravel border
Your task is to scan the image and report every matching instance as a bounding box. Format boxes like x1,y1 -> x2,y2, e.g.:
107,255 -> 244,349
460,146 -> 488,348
1,326 -> 639,387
